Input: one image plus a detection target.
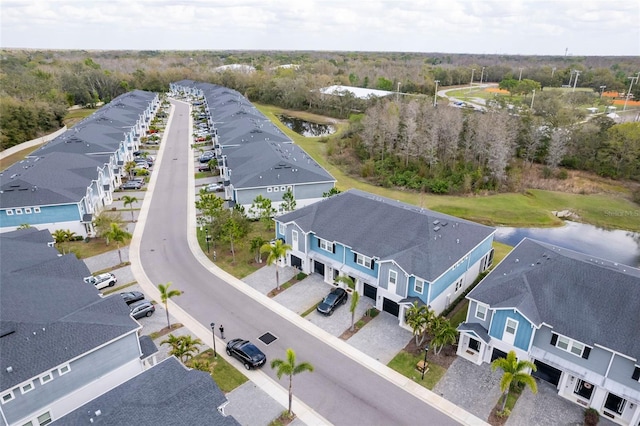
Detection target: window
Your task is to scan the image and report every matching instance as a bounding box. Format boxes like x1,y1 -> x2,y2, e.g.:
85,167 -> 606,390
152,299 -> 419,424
25,208 -> 32,214
318,238 -> 333,253
503,318 -> 518,344
414,279 -> 424,294
267,187 -> 272,193
6,210 -> 14,216
37,412 -> 52,426
632,366 -> 640,382
355,253 -> 372,269
454,278 -> 463,292
389,270 -> 397,286
58,365 -> 70,375
552,333 -> 589,358
278,223 -> 285,235
280,186 -> 286,191
40,373 -> 53,385
15,208 -> 23,215
273,186 -> 279,192
1,391 -> 14,404
475,304 -> 487,321
21,382 -> 34,394
469,338 -> 481,352
34,207 -> 41,213
604,392 -> 626,416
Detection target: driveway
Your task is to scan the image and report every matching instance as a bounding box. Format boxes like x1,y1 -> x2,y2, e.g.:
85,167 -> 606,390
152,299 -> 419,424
346,310 -> 412,364
242,263 -> 298,295
273,272 -> 329,315
434,357 -> 503,421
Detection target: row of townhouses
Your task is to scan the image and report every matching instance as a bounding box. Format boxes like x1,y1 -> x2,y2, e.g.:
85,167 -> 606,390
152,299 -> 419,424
0,228 -> 238,426
169,80 -> 336,214
0,90 -> 161,237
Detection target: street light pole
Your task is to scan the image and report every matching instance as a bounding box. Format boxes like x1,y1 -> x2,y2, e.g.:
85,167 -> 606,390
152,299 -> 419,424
433,80 -> 439,107
530,89 -> 536,109
518,67 -> 524,81
599,85 -> 606,98
210,322 -> 217,358
480,67 -> 485,84
421,344 -> 430,380
396,82 -> 401,102
623,72 -> 639,111
205,233 -> 211,254
469,69 -> 475,92
572,70 -> 581,92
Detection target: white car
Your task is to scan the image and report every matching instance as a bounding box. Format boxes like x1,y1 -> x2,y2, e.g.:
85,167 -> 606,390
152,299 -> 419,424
84,273 -> 117,290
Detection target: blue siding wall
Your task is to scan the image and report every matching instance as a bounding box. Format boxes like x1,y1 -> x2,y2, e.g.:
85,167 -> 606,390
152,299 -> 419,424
309,234 -> 344,263
489,309 -> 533,351
406,276 -> 428,302
470,237 -> 494,265
344,249 -> 378,278
1,204 -> 81,228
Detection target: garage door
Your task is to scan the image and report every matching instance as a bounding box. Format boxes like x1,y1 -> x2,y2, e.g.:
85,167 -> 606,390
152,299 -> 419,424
314,260 -> 325,277
291,255 -> 302,269
532,360 -> 562,386
491,348 -> 508,362
382,298 -> 400,317
363,283 -> 377,301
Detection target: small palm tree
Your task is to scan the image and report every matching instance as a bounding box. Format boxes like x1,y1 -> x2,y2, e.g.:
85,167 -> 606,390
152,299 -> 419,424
270,348 -> 314,417
250,236 -> 266,263
104,223 -> 132,264
122,195 -> 139,222
161,334 -> 202,363
349,291 -> 360,332
405,302 -> 434,345
430,318 -> 458,355
491,350 -> 538,411
260,239 -> 292,291
17,223 -> 31,230
158,282 -> 182,329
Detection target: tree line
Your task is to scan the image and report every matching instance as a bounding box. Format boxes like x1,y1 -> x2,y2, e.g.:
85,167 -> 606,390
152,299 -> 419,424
2,49 -> 638,150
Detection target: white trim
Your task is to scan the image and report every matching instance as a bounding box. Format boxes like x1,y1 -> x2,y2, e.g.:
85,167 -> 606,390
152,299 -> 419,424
318,237 -> 333,253
1,390 -> 14,404
39,373 -> 53,385
6,209 -> 14,215
15,208 -> 23,215
553,332 -> 587,358
20,381 -> 34,394
475,303 -> 487,321
355,253 -> 372,269
414,279 -> 424,294
503,317 -> 518,345
24,207 -> 32,214
58,364 -> 71,375
389,270 -> 397,286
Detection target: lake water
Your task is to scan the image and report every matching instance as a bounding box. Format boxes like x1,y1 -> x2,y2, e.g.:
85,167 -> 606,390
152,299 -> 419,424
495,221 -> 640,268
278,115 -> 336,137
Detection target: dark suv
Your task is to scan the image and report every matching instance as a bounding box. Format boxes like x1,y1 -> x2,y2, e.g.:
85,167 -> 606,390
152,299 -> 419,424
316,288 -> 348,315
226,339 -> 266,370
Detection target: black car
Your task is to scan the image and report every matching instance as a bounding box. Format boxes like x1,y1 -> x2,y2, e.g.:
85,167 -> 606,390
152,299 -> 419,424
199,151 -> 215,163
121,180 -> 143,190
198,163 -> 211,172
129,300 -> 155,319
226,339 -> 267,370
317,288 -> 348,315
120,291 -> 145,305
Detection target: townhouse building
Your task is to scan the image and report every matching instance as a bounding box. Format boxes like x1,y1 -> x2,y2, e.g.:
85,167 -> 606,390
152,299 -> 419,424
457,238 -> 640,426
273,189 -> 496,324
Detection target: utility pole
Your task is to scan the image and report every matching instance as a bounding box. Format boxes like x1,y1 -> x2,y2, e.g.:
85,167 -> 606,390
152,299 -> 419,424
572,70 -> 581,92
623,72 -> 639,111
470,69 -> 476,88
433,80 -> 439,107
518,67 -> 524,81
480,67 -> 485,84
530,89 -> 536,109
551,67 -> 557,78
396,82 -> 401,102
599,85 -> 606,98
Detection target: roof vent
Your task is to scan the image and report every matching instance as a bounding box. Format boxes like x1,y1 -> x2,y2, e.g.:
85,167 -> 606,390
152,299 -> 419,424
456,239 -> 460,244
6,366 -> 12,373
433,220 -> 440,225
515,259 -> 519,263
434,226 -> 440,232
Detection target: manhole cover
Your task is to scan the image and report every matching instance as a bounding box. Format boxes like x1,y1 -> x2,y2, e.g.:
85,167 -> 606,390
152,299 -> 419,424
258,332 -> 278,345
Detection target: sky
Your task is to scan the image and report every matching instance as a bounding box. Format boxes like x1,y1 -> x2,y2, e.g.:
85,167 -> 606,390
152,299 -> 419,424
1,0 -> 639,56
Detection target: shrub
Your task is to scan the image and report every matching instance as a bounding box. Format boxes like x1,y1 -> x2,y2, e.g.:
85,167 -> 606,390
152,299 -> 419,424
497,408 -> 511,418
584,407 -> 599,426
632,188 -> 640,206
556,169 -> 569,180
296,272 -> 307,281
542,166 -> 553,178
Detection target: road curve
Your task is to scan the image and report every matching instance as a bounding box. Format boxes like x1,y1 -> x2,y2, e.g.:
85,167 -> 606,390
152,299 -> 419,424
131,99 -> 481,426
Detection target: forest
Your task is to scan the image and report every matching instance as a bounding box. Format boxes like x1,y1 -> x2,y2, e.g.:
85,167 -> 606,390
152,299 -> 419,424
1,49 -> 639,195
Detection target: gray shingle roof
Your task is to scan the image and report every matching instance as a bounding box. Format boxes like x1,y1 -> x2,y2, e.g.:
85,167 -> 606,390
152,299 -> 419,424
467,238 -> 640,360
138,335 -> 158,359
0,230 -> 139,391
276,189 -> 495,280
55,357 -> 240,426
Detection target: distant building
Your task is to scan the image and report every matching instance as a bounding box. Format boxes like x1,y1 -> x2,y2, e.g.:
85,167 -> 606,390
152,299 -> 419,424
213,64 -> 255,73
170,81 -> 336,214
319,85 -> 394,99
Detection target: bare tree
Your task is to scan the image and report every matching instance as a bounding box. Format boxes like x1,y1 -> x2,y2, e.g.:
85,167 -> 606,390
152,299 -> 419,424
546,127 -> 570,169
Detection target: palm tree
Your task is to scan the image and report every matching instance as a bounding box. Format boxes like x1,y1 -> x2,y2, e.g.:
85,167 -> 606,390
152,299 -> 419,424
158,282 -> 182,329
17,223 -> 31,230
270,348 -> 314,417
405,302 -> 434,345
52,229 -> 76,254
104,223 -> 132,264
250,236 -> 266,263
349,291 -> 360,332
430,318 -> 458,355
122,195 -> 139,222
161,334 -> 202,363
491,350 -> 538,411
260,239 -> 292,291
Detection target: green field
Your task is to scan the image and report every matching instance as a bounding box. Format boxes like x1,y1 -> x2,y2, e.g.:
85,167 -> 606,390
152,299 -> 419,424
255,104 -> 640,232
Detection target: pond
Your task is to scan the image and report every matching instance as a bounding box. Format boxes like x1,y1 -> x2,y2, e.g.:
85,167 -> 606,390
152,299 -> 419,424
278,115 -> 336,137
495,221 -> 640,268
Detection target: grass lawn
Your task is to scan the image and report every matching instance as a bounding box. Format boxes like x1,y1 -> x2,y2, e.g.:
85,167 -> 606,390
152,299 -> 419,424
64,108 -> 97,128
62,238 -> 129,259
188,349 -> 248,393
387,350 -> 446,390
255,104 -> 640,232
448,301 -> 469,328
0,145 -> 45,171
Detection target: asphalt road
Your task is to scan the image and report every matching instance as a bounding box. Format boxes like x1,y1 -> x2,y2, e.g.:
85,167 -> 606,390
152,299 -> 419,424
138,100 -> 460,425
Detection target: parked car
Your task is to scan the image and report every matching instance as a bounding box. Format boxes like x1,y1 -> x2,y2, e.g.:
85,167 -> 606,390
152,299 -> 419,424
205,183 -> 223,192
317,288 -> 348,315
199,151 -> 215,163
129,300 -> 155,319
198,163 -> 211,172
120,291 -> 145,305
84,273 -> 117,290
226,339 -> 266,370
121,180 -> 143,190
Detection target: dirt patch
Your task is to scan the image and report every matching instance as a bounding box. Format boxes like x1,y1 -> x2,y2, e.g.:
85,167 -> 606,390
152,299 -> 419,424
487,404 -> 508,426
339,313 -> 375,340
485,88 -> 509,94
403,337 -> 457,370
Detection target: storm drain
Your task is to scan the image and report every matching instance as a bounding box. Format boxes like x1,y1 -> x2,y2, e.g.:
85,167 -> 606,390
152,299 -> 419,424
258,332 -> 278,346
